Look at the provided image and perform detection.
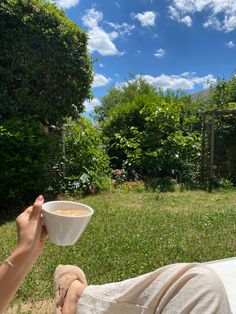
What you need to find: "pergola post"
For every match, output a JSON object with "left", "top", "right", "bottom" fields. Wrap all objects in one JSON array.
[
  {"left": 209, "top": 112, "right": 215, "bottom": 191},
  {"left": 62, "top": 128, "right": 66, "bottom": 176},
  {"left": 201, "top": 112, "right": 206, "bottom": 182}
]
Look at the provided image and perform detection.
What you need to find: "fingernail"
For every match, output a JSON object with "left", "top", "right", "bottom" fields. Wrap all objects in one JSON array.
[{"left": 37, "top": 195, "right": 44, "bottom": 201}]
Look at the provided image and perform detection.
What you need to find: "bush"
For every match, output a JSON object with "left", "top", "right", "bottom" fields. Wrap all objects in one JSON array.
[
  {"left": 156, "top": 130, "right": 201, "bottom": 185},
  {"left": 0, "top": 119, "right": 58, "bottom": 208},
  {"left": 0, "top": 0, "right": 93, "bottom": 126},
  {"left": 59, "top": 117, "right": 111, "bottom": 196},
  {"left": 100, "top": 78, "right": 201, "bottom": 185}
]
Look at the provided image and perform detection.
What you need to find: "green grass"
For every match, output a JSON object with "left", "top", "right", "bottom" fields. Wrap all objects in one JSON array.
[{"left": 1, "top": 189, "right": 236, "bottom": 303}]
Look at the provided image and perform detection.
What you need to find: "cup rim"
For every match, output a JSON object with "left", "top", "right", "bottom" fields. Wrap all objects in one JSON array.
[{"left": 42, "top": 200, "right": 94, "bottom": 218}]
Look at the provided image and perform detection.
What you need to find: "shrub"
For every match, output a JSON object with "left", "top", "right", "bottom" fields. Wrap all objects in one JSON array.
[
  {"left": 0, "top": 119, "right": 58, "bottom": 208},
  {"left": 0, "top": 0, "right": 93, "bottom": 126},
  {"left": 60, "top": 117, "right": 111, "bottom": 196},
  {"left": 99, "top": 78, "right": 201, "bottom": 185}
]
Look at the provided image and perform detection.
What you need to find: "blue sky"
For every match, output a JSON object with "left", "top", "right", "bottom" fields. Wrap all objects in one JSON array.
[{"left": 51, "top": 0, "right": 236, "bottom": 112}]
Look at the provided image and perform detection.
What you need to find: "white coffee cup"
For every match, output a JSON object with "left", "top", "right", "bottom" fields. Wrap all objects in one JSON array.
[{"left": 42, "top": 201, "right": 93, "bottom": 246}]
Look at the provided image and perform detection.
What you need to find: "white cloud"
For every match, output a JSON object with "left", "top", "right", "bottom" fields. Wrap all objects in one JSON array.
[
  {"left": 224, "top": 15, "right": 236, "bottom": 32},
  {"left": 203, "top": 16, "right": 222, "bottom": 31},
  {"left": 84, "top": 98, "right": 101, "bottom": 111},
  {"left": 135, "top": 73, "right": 216, "bottom": 90},
  {"left": 169, "top": 0, "right": 236, "bottom": 32},
  {"left": 82, "top": 9, "right": 124, "bottom": 56},
  {"left": 154, "top": 48, "right": 165, "bottom": 58},
  {"left": 119, "top": 50, "right": 127, "bottom": 56},
  {"left": 225, "top": 40, "right": 235, "bottom": 48},
  {"left": 181, "top": 15, "right": 192, "bottom": 26},
  {"left": 107, "top": 22, "right": 135, "bottom": 37},
  {"left": 131, "top": 11, "right": 156, "bottom": 27},
  {"left": 93, "top": 73, "right": 111, "bottom": 88},
  {"left": 114, "top": 2, "right": 121, "bottom": 8},
  {"left": 50, "top": 0, "right": 79, "bottom": 9},
  {"left": 82, "top": 8, "right": 102, "bottom": 28},
  {"left": 87, "top": 27, "right": 119, "bottom": 55},
  {"left": 181, "top": 71, "right": 196, "bottom": 76},
  {"left": 99, "top": 63, "right": 104, "bottom": 68},
  {"left": 169, "top": 6, "right": 192, "bottom": 26}
]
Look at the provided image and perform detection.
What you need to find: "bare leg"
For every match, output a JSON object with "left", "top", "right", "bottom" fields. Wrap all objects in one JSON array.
[{"left": 62, "top": 280, "right": 87, "bottom": 314}]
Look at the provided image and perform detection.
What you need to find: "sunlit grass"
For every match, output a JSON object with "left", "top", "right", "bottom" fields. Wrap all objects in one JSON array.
[{"left": 1, "top": 188, "right": 236, "bottom": 304}]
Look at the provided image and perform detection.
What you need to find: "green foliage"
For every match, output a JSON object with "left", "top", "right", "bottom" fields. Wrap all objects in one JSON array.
[
  {"left": 98, "top": 77, "right": 201, "bottom": 185},
  {"left": 0, "top": 0, "right": 99, "bottom": 206},
  {"left": 114, "top": 126, "right": 143, "bottom": 171},
  {"left": 61, "top": 117, "right": 111, "bottom": 195},
  {"left": 0, "top": 0, "right": 93, "bottom": 126},
  {"left": 0, "top": 119, "right": 58, "bottom": 208},
  {"left": 207, "top": 75, "right": 236, "bottom": 184},
  {"left": 157, "top": 131, "right": 201, "bottom": 184},
  {"left": 210, "top": 75, "right": 236, "bottom": 110},
  {"left": 95, "top": 76, "right": 158, "bottom": 123}
]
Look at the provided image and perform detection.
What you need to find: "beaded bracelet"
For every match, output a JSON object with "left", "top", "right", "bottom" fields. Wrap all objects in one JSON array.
[{"left": 5, "top": 259, "right": 14, "bottom": 268}]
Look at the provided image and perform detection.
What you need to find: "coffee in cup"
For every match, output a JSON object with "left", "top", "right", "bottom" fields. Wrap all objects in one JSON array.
[{"left": 50, "top": 209, "right": 89, "bottom": 217}]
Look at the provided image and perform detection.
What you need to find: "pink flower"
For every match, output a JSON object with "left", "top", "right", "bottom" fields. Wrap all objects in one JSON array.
[
  {"left": 113, "top": 169, "right": 122, "bottom": 176},
  {"left": 112, "top": 179, "right": 117, "bottom": 185}
]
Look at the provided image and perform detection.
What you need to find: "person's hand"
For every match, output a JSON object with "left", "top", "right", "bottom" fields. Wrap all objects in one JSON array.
[{"left": 15, "top": 195, "right": 47, "bottom": 266}]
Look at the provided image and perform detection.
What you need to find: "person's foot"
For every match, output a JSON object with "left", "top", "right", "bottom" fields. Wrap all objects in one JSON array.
[
  {"left": 54, "top": 265, "right": 87, "bottom": 314},
  {"left": 62, "top": 280, "right": 87, "bottom": 314}
]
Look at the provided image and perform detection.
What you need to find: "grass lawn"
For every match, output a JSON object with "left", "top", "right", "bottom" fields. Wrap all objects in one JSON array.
[{"left": 1, "top": 188, "right": 236, "bottom": 308}]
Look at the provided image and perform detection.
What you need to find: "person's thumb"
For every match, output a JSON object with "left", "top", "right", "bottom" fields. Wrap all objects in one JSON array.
[{"left": 30, "top": 195, "right": 44, "bottom": 220}]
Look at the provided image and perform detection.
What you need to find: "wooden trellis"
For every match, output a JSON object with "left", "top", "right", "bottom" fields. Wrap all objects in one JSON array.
[{"left": 201, "top": 109, "right": 236, "bottom": 185}]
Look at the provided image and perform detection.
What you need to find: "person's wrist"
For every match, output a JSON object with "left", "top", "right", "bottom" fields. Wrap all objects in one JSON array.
[
  {"left": 4, "top": 248, "right": 32, "bottom": 276},
  {"left": 12, "top": 244, "right": 36, "bottom": 268}
]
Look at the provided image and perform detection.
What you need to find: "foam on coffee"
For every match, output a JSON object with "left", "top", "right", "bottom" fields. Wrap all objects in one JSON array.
[{"left": 52, "top": 209, "right": 89, "bottom": 217}]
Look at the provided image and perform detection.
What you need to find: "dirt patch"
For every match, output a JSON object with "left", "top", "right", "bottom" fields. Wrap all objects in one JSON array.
[{"left": 6, "top": 300, "right": 54, "bottom": 314}]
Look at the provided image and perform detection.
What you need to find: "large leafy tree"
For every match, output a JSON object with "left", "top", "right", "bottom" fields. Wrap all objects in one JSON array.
[
  {"left": 97, "top": 77, "right": 201, "bottom": 183},
  {"left": 95, "top": 76, "right": 157, "bottom": 123},
  {"left": 0, "top": 0, "right": 93, "bottom": 126},
  {"left": 0, "top": 0, "right": 94, "bottom": 207}
]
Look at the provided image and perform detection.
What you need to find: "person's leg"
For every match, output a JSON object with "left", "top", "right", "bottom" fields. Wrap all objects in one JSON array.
[
  {"left": 76, "top": 263, "right": 230, "bottom": 314},
  {"left": 158, "top": 264, "right": 231, "bottom": 314},
  {"left": 55, "top": 263, "right": 231, "bottom": 314}
]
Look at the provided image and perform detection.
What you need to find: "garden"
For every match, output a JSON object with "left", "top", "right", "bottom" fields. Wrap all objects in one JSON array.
[{"left": 0, "top": 0, "right": 236, "bottom": 312}]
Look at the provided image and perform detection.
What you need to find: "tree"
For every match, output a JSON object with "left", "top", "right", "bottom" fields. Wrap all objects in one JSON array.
[
  {"left": 0, "top": 0, "right": 93, "bottom": 126},
  {"left": 97, "top": 77, "right": 201, "bottom": 184},
  {"left": 95, "top": 76, "right": 157, "bottom": 122},
  {"left": 210, "top": 75, "right": 236, "bottom": 110}
]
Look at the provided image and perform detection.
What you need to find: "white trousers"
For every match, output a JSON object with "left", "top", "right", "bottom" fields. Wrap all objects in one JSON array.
[{"left": 77, "top": 263, "right": 231, "bottom": 314}]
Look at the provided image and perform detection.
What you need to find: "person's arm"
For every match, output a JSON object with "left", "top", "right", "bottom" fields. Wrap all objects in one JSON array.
[{"left": 0, "top": 195, "right": 47, "bottom": 313}]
